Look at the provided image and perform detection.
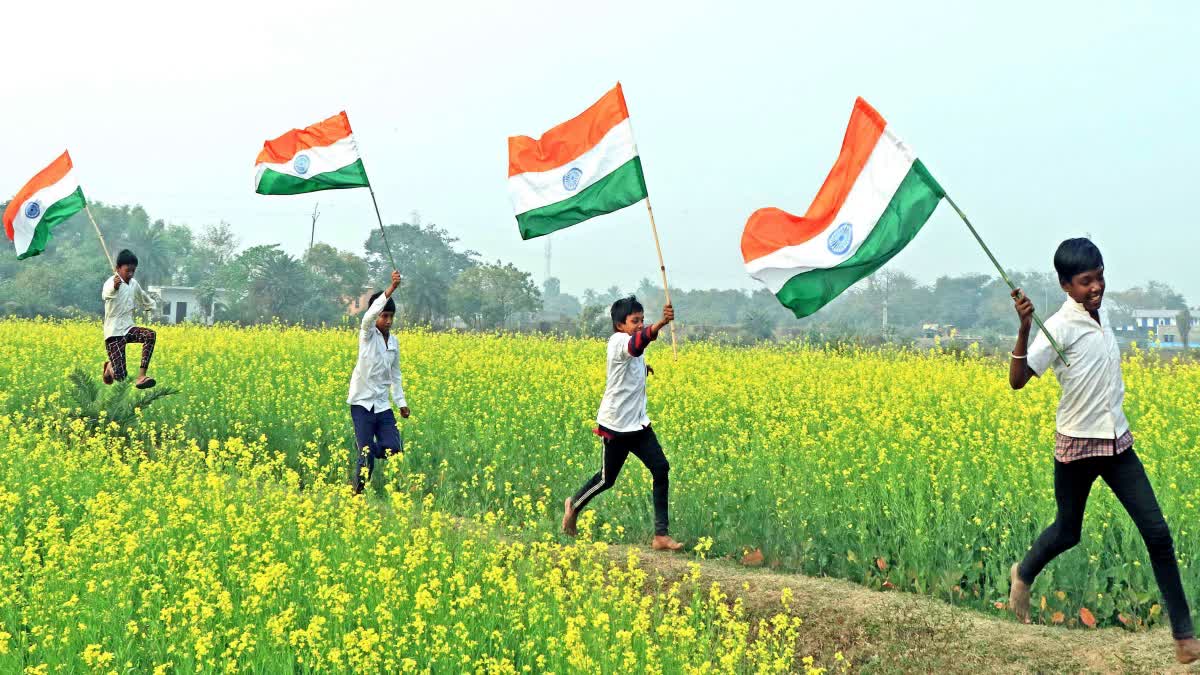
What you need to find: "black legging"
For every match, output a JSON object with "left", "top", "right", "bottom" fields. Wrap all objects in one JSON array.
[
  {"left": 571, "top": 426, "right": 671, "bottom": 536},
  {"left": 1018, "top": 448, "right": 1194, "bottom": 639},
  {"left": 104, "top": 326, "right": 156, "bottom": 380}
]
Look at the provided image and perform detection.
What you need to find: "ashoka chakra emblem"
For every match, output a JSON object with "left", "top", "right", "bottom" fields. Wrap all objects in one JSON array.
[
  {"left": 827, "top": 222, "right": 853, "bottom": 255},
  {"left": 294, "top": 154, "right": 311, "bottom": 175},
  {"left": 562, "top": 167, "right": 583, "bottom": 192},
  {"left": 24, "top": 201, "right": 42, "bottom": 220}
]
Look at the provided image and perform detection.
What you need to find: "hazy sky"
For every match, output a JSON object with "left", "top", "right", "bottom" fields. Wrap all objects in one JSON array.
[{"left": 4, "top": 1, "right": 1198, "bottom": 303}]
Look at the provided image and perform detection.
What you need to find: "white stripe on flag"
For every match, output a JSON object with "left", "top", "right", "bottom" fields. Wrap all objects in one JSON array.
[
  {"left": 507, "top": 119, "right": 638, "bottom": 216},
  {"left": 12, "top": 173, "right": 80, "bottom": 255},
  {"left": 254, "top": 136, "right": 362, "bottom": 185}
]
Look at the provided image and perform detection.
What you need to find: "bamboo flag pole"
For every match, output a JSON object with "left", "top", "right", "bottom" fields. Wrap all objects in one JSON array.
[
  {"left": 366, "top": 185, "right": 398, "bottom": 272},
  {"left": 944, "top": 194, "right": 1069, "bottom": 366},
  {"left": 83, "top": 202, "right": 116, "bottom": 271},
  {"left": 620, "top": 83, "right": 677, "bottom": 359},
  {"left": 364, "top": 180, "right": 405, "bottom": 320},
  {"left": 643, "top": 199, "right": 678, "bottom": 359}
]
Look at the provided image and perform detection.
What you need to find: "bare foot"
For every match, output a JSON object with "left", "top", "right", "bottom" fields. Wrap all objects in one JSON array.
[
  {"left": 1177, "top": 637, "right": 1200, "bottom": 664},
  {"left": 561, "top": 498, "right": 577, "bottom": 537},
  {"left": 1009, "top": 562, "right": 1031, "bottom": 624},
  {"left": 102, "top": 361, "right": 114, "bottom": 385},
  {"left": 652, "top": 535, "right": 684, "bottom": 551}
]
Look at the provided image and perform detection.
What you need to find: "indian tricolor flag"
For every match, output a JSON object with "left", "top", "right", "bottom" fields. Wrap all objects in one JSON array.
[
  {"left": 508, "top": 84, "right": 649, "bottom": 240},
  {"left": 3, "top": 151, "right": 86, "bottom": 260},
  {"left": 255, "top": 111, "right": 370, "bottom": 195},
  {"left": 742, "top": 98, "right": 945, "bottom": 318}
]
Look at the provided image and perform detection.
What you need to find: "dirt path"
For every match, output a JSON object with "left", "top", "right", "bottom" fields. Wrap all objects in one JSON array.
[{"left": 611, "top": 544, "right": 1193, "bottom": 674}]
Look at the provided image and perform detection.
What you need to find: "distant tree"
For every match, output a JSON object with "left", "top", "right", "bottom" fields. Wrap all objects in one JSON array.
[
  {"left": 1179, "top": 308, "right": 1194, "bottom": 350},
  {"left": 1109, "top": 281, "right": 1188, "bottom": 312},
  {"left": 449, "top": 261, "right": 542, "bottom": 329},
  {"left": 363, "top": 221, "right": 478, "bottom": 281},
  {"left": 180, "top": 222, "right": 239, "bottom": 285},
  {"left": 931, "top": 274, "right": 991, "bottom": 331},
  {"left": 578, "top": 302, "right": 612, "bottom": 338},
  {"left": 976, "top": 271, "right": 1058, "bottom": 334},
  {"left": 363, "top": 221, "right": 478, "bottom": 325},
  {"left": 222, "top": 245, "right": 342, "bottom": 325},
  {"left": 401, "top": 259, "right": 454, "bottom": 326},
  {"left": 304, "top": 243, "right": 370, "bottom": 305}
]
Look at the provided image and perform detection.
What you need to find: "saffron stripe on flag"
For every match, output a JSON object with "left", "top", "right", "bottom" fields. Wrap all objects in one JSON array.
[
  {"left": 256, "top": 112, "right": 355, "bottom": 164},
  {"left": 740, "top": 98, "right": 888, "bottom": 264},
  {"left": 508, "top": 85, "right": 632, "bottom": 176}
]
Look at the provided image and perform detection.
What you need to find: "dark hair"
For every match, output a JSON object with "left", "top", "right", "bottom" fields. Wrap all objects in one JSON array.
[
  {"left": 1053, "top": 238, "right": 1104, "bottom": 284},
  {"left": 368, "top": 291, "right": 396, "bottom": 315},
  {"left": 116, "top": 249, "right": 138, "bottom": 268},
  {"left": 610, "top": 295, "right": 644, "bottom": 329}
]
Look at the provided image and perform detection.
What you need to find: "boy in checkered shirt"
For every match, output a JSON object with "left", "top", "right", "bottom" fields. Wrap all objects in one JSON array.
[{"left": 1007, "top": 238, "right": 1198, "bottom": 663}]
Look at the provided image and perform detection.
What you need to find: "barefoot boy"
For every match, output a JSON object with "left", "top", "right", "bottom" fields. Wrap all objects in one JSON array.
[
  {"left": 1007, "top": 238, "right": 1199, "bottom": 663},
  {"left": 562, "top": 296, "right": 683, "bottom": 551},
  {"left": 347, "top": 270, "right": 409, "bottom": 494},
  {"left": 101, "top": 249, "right": 158, "bottom": 389}
]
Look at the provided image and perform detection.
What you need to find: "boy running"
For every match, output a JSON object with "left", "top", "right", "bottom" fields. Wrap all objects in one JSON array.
[
  {"left": 562, "top": 296, "right": 683, "bottom": 551},
  {"left": 347, "top": 270, "right": 409, "bottom": 495},
  {"left": 1007, "top": 238, "right": 1199, "bottom": 663},
  {"left": 101, "top": 249, "right": 158, "bottom": 389}
]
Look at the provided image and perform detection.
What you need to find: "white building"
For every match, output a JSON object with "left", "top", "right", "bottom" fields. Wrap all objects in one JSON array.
[
  {"left": 1128, "top": 308, "right": 1200, "bottom": 346},
  {"left": 147, "top": 285, "right": 231, "bottom": 325},
  {"left": 1130, "top": 309, "right": 1196, "bottom": 330}
]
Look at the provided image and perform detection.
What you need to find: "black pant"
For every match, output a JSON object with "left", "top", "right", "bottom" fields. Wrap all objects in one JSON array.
[
  {"left": 349, "top": 405, "right": 403, "bottom": 489},
  {"left": 571, "top": 426, "right": 671, "bottom": 536},
  {"left": 1018, "top": 448, "right": 1193, "bottom": 639}
]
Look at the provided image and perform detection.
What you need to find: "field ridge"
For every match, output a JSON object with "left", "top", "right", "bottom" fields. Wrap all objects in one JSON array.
[{"left": 608, "top": 543, "right": 1192, "bottom": 674}]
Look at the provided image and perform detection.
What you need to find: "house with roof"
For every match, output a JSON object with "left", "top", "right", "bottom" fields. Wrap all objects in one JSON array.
[{"left": 147, "top": 285, "right": 232, "bottom": 325}]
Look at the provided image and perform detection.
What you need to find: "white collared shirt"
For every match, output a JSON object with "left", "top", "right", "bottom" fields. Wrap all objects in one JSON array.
[
  {"left": 1027, "top": 297, "right": 1129, "bottom": 440},
  {"left": 101, "top": 276, "right": 157, "bottom": 339},
  {"left": 596, "top": 332, "right": 651, "bottom": 432},
  {"left": 347, "top": 293, "right": 406, "bottom": 413}
]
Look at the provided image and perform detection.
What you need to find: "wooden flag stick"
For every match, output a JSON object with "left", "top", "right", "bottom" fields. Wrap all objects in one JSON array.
[
  {"left": 944, "top": 193, "right": 1069, "bottom": 366},
  {"left": 644, "top": 198, "right": 678, "bottom": 359},
  {"left": 83, "top": 203, "right": 116, "bottom": 271}
]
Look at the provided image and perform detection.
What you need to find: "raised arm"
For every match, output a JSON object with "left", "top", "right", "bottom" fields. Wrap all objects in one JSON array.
[
  {"left": 1009, "top": 289, "right": 1036, "bottom": 390},
  {"left": 360, "top": 270, "right": 401, "bottom": 332},
  {"left": 629, "top": 304, "right": 674, "bottom": 358}
]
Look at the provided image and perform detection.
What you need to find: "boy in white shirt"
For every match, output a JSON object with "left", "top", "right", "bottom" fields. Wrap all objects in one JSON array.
[
  {"left": 101, "top": 249, "right": 158, "bottom": 389},
  {"left": 1007, "top": 238, "right": 1198, "bottom": 663},
  {"left": 347, "top": 270, "right": 409, "bottom": 495},
  {"left": 562, "top": 296, "right": 683, "bottom": 551}
]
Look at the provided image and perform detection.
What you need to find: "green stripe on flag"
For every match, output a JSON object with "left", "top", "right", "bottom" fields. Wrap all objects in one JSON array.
[
  {"left": 775, "top": 161, "right": 945, "bottom": 318},
  {"left": 255, "top": 159, "right": 370, "bottom": 195},
  {"left": 17, "top": 187, "right": 86, "bottom": 260},
  {"left": 515, "top": 157, "right": 649, "bottom": 240}
]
